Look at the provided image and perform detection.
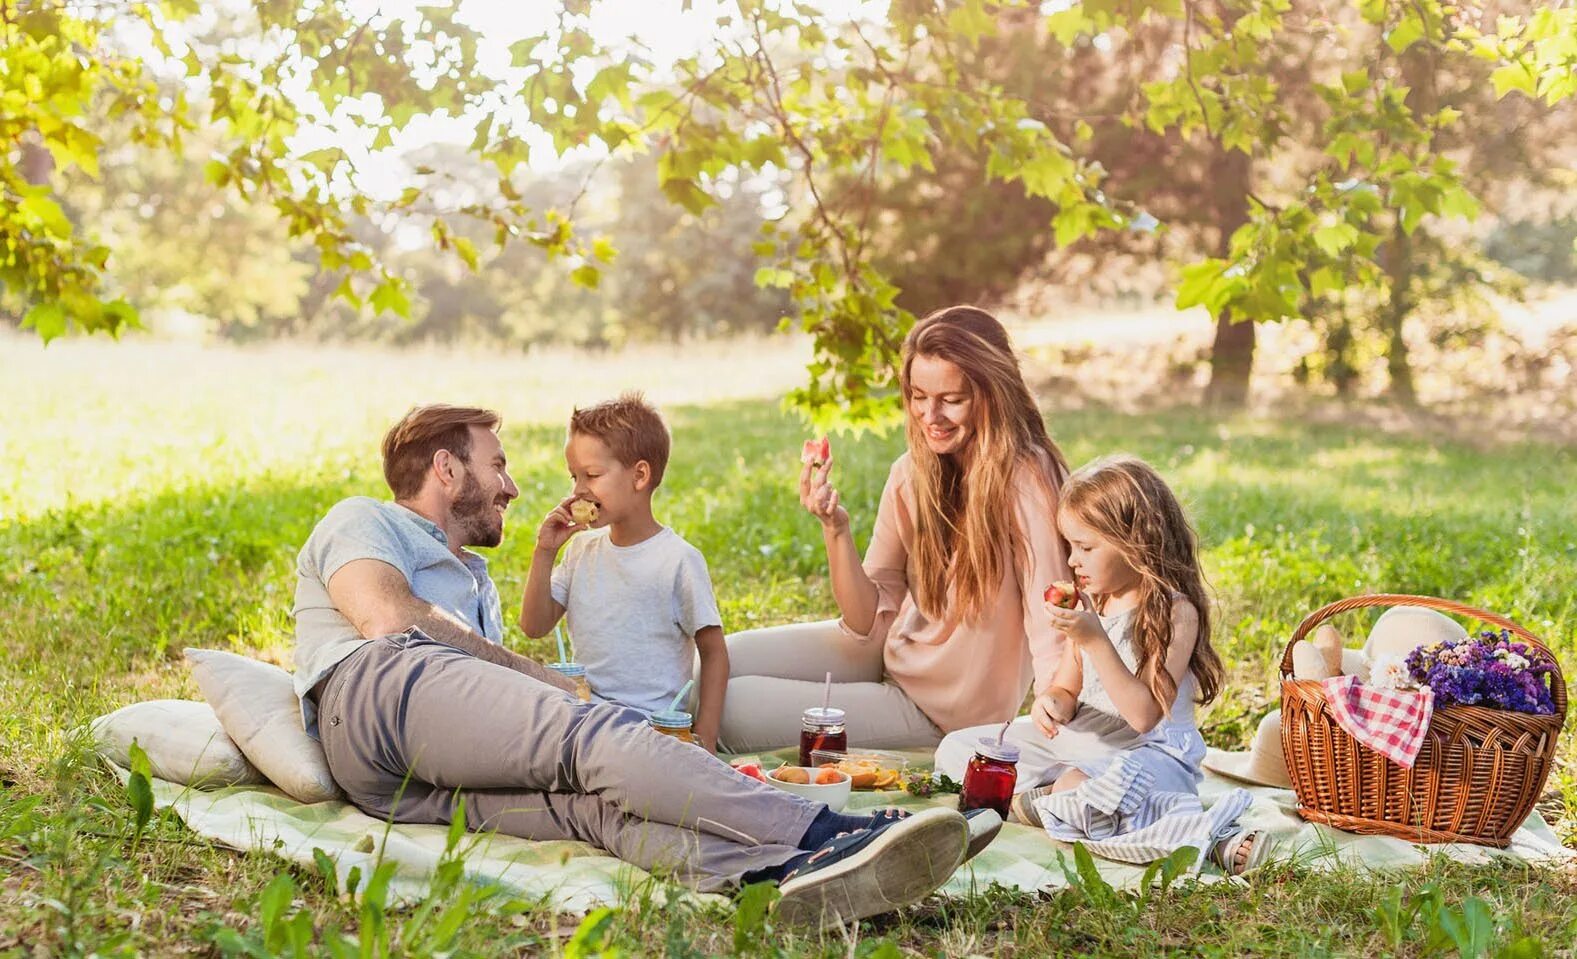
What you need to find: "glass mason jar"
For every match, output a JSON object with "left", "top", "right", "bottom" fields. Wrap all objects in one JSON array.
[
  {"left": 959, "top": 738, "right": 1020, "bottom": 818},
  {"left": 799, "top": 706, "right": 848, "bottom": 767},
  {"left": 548, "top": 662, "right": 592, "bottom": 702},
  {"left": 649, "top": 710, "right": 696, "bottom": 743}
]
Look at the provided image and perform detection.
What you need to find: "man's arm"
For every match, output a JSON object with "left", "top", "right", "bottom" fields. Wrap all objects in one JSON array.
[
  {"left": 692, "top": 625, "right": 728, "bottom": 753},
  {"left": 327, "top": 557, "right": 575, "bottom": 694}
]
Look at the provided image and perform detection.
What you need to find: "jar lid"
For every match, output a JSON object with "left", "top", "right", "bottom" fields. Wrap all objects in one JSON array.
[
  {"left": 650, "top": 710, "right": 692, "bottom": 728},
  {"left": 974, "top": 737, "right": 1020, "bottom": 763},
  {"left": 801, "top": 706, "right": 846, "bottom": 726},
  {"left": 549, "top": 662, "right": 587, "bottom": 677}
]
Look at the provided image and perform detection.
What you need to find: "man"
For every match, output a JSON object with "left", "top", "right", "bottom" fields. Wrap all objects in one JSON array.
[{"left": 292, "top": 404, "right": 991, "bottom": 928}]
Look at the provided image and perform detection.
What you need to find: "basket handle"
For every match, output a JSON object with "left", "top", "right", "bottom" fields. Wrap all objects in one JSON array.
[{"left": 1278, "top": 593, "right": 1566, "bottom": 718}]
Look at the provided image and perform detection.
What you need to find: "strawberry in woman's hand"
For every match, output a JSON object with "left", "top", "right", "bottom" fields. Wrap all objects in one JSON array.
[
  {"left": 1043, "top": 580, "right": 1079, "bottom": 610},
  {"left": 801, "top": 436, "right": 831, "bottom": 470}
]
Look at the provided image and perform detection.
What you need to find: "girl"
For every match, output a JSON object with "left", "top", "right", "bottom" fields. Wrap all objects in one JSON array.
[
  {"left": 716, "top": 305, "right": 1072, "bottom": 751},
  {"left": 935, "top": 455, "right": 1266, "bottom": 874}
]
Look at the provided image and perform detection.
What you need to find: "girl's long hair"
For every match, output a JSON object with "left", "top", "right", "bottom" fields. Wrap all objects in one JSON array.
[
  {"left": 1059, "top": 456, "right": 1223, "bottom": 708},
  {"left": 901, "top": 305, "right": 1069, "bottom": 623}
]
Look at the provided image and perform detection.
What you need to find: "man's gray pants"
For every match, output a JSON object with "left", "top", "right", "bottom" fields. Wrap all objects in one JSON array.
[{"left": 317, "top": 632, "right": 817, "bottom": 892}]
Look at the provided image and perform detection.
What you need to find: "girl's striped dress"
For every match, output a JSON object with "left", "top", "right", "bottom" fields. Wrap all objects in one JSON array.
[{"left": 936, "top": 605, "right": 1251, "bottom": 865}]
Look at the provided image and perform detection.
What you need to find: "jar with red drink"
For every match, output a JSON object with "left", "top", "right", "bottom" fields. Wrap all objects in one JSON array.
[
  {"left": 798, "top": 707, "right": 847, "bottom": 766},
  {"left": 959, "top": 738, "right": 1019, "bottom": 818}
]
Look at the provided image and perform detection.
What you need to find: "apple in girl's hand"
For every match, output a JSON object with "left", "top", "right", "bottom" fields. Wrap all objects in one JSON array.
[
  {"left": 801, "top": 437, "right": 831, "bottom": 470},
  {"left": 1044, "top": 580, "right": 1079, "bottom": 610}
]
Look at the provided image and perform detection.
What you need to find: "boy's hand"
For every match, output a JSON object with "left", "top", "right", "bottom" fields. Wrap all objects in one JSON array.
[
  {"left": 798, "top": 455, "right": 850, "bottom": 534},
  {"left": 536, "top": 495, "right": 585, "bottom": 553},
  {"left": 1046, "top": 602, "right": 1107, "bottom": 648},
  {"left": 1030, "top": 692, "right": 1070, "bottom": 739}
]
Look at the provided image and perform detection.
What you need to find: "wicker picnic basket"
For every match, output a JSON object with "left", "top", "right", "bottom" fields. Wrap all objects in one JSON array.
[{"left": 1279, "top": 594, "right": 1566, "bottom": 847}]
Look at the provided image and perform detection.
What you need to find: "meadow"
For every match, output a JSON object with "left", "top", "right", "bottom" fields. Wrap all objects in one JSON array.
[{"left": 2, "top": 331, "right": 1575, "bottom": 956}]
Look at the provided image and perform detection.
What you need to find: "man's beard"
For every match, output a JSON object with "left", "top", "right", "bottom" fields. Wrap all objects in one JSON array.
[{"left": 452, "top": 470, "right": 504, "bottom": 548}]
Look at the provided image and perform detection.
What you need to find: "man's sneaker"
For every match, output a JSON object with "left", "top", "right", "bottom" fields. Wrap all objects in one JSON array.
[
  {"left": 776, "top": 806, "right": 967, "bottom": 929},
  {"left": 961, "top": 808, "right": 1003, "bottom": 863}
]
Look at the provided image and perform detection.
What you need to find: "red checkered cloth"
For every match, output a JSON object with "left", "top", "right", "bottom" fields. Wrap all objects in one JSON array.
[{"left": 1320, "top": 676, "right": 1436, "bottom": 767}]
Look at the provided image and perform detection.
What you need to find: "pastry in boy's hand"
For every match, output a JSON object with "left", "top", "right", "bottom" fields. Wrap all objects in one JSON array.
[
  {"left": 1043, "top": 580, "right": 1080, "bottom": 610},
  {"left": 569, "top": 499, "right": 599, "bottom": 525},
  {"left": 801, "top": 437, "right": 831, "bottom": 470}
]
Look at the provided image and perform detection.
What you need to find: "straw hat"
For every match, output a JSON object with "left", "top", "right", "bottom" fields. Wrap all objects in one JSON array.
[
  {"left": 1363, "top": 605, "right": 1467, "bottom": 662},
  {"left": 1202, "top": 710, "right": 1294, "bottom": 789}
]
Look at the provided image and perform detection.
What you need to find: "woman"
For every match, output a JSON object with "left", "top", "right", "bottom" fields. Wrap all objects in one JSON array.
[{"left": 717, "top": 306, "right": 1073, "bottom": 752}]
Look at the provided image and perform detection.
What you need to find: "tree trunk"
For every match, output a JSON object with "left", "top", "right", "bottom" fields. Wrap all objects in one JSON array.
[
  {"left": 20, "top": 140, "right": 53, "bottom": 185},
  {"left": 1380, "top": 45, "right": 1435, "bottom": 407},
  {"left": 1381, "top": 222, "right": 1417, "bottom": 405},
  {"left": 1203, "top": 151, "right": 1254, "bottom": 407}
]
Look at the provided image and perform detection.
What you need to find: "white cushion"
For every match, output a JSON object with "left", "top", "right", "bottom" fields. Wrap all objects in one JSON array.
[
  {"left": 90, "top": 699, "right": 265, "bottom": 788},
  {"left": 185, "top": 648, "right": 342, "bottom": 803}
]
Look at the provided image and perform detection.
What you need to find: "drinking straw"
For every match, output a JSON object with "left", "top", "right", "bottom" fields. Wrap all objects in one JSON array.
[
  {"left": 553, "top": 624, "right": 567, "bottom": 663},
  {"left": 997, "top": 719, "right": 1012, "bottom": 744},
  {"left": 821, "top": 671, "right": 832, "bottom": 714},
  {"left": 667, "top": 679, "right": 695, "bottom": 715}
]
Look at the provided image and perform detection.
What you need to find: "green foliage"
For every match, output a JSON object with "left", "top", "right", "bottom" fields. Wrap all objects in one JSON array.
[{"left": 7, "top": 0, "right": 1576, "bottom": 418}]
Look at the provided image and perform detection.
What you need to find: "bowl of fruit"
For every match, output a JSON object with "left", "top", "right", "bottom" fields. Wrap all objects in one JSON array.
[{"left": 765, "top": 764, "right": 852, "bottom": 810}]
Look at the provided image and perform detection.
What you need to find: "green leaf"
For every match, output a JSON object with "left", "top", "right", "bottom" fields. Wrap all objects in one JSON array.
[
  {"left": 445, "top": 799, "right": 467, "bottom": 852},
  {"left": 947, "top": 0, "right": 996, "bottom": 44},
  {"left": 1490, "top": 63, "right": 1538, "bottom": 98},
  {"left": 660, "top": 177, "right": 715, "bottom": 215},
  {"left": 22, "top": 302, "right": 68, "bottom": 341},
  {"left": 1386, "top": 15, "right": 1425, "bottom": 54},
  {"left": 1312, "top": 223, "right": 1360, "bottom": 257},
  {"left": 733, "top": 882, "right": 779, "bottom": 953},
  {"left": 1341, "top": 69, "right": 1369, "bottom": 95},
  {"left": 1047, "top": 8, "right": 1092, "bottom": 45},
  {"left": 753, "top": 266, "right": 795, "bottom": 289},
  {"left": 312, "top": 847, "right": 339, "bottom": 895},
  {"left": 368, "top": 279, "right": 411, "bottom": 318},
  {"left": 509, "top": 36, "right": 546, "bottom": 68},
  {"left": 1310, "top": 266, "right": 1343, "bottom": 297},
  {"left": 570, "top": 263, "right": 601, "bottom": 289},
  {"left": 452, "top": 236, "right": 479, "bottom": 271},
  {"left": 1176, "top": 259, "right": 1233, "bottom": 313},
  {"left": 258, "top": 873, "right": 295, "bottom": 952},
  {"left": 126, "top": 739, "right": 154, "bottom": 839},
  {"left": 19, "top": 193, "right": 72, "bottom": 238},
  {"left": 565, "top": 907, "right": 615, "bottom": 959}
]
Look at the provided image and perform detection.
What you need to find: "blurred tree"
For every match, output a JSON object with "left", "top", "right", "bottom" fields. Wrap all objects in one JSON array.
[{"left": 3, "top": 0, "right": 1572, "bottom": 422}]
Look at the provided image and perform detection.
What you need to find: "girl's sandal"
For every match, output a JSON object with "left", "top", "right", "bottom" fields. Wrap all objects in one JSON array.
[
  {"left": 1210, "top": 828, "right": 1270, "bottom": 876},
  {"left": 1008, "top": 785, "right": 1058, "bottom": 828}
]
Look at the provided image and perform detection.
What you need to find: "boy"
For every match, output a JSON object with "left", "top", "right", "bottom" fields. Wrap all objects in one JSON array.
[{"left": 521, "top": 392, "right": 728, "bottom": 751}]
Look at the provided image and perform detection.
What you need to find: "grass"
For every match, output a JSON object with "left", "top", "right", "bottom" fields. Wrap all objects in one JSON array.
[{"left": 2, "top": 332, "right": 1576, "bottom": 956}]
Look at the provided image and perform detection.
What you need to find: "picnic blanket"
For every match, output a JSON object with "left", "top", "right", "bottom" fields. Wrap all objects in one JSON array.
[{"left": 112, "top": 748, "right": 1575, "bottom": 911}]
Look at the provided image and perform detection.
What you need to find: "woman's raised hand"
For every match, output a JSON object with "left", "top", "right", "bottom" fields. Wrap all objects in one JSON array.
[{"left": 799, "top": 455, "right": 850, "bottom": 533}]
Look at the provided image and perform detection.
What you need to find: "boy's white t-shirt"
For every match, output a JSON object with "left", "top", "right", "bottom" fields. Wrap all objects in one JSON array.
[{"left": 550, "top": 526, "right": 722, "bottom": 714}]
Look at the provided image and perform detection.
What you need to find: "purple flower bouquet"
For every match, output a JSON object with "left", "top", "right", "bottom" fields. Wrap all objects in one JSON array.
[{"left": 1405, "top": 629, "right": 1558, "bottom": 715}]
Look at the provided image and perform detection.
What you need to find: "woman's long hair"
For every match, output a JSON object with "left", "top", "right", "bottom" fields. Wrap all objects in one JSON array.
[
  {"left": 1059, "top": 456, "right": 1223, "bottom": 708},
  {"left": 901, "top": 305, "right": 1068, "bottom": 623}
]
